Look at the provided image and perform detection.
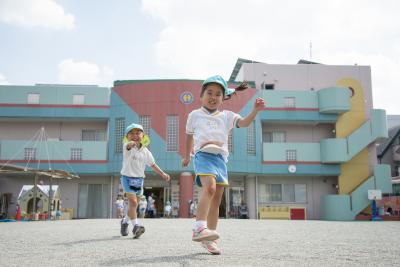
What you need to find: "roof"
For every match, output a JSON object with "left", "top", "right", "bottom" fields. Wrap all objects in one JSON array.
[
  {"left": 18, "top": 185, "right": 59, "bottom": 199},
  {"left": 228, "top": 58, "right": 259, "bottom": 82},
  {"left": 392, "top": 177, "right": 400, "bottom": 184},
  {"left": 113, "top": 79, "right": 202, "bottom": 87},
  {"left": 377, "top": 125, "right": 400, "bottom": 158},
  {"left": 0, "top": 164, "right": 79, "bottom": 179},
  {"left": 297, "top": 59, "right": 321, "bottom": 65}
]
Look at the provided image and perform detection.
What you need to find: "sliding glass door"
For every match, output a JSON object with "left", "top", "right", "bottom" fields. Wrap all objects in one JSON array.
[{"left": 78, "top": 183, "right": 110, "bottom": 218}]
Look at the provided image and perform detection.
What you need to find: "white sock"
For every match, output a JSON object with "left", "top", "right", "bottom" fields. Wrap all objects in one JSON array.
[
  {"left": 122, "top": 215, "right": 130, "bottom": 224},
  {"left": 131, "top": 218, "right": 139, "bottom": 226},
  {"left": 194, "top": 220, "right": 207, "bottom": 231}
]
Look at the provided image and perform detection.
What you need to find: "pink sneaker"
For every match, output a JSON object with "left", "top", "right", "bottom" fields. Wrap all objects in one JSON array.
[
  {"left": 192, "top": 227, "right": 219, "bottom": 242},
  {"left": 201, "top": 239, "right": 221, "bottom": 255}
]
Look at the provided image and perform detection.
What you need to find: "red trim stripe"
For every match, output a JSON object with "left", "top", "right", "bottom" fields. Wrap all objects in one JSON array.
[
  {"left": 263, "top": 161, "right": 321, "bottom": 165},
  {"left": 0, "top": 103, "right": 110, "bottom": 109},
  {"left": 0, "top": 160, "right": 107, "bottom": 164}
]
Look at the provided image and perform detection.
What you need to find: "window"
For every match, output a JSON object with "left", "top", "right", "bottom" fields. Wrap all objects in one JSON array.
[
  {"left": 115, "top": 118, "right": 125, "bottom": 153},
  {"left": 247, "top": 122, "right": 256, "bottom": 155},
  {"left": 27, "top": 93, "right": 40, "bottom": 104},
  {"left": 286, "top": 150, "right": 297, "bottom": 161},
  {"left": 24, "top": 148, "right": 36, "bottom": 160},
  {"left": 283, "top": 184, "right": 295, "bottom": 202},
  {"left": 139, "top": 116, "right": 151, "bottom": 135},
  {"left": 263, "top": 131, "right": 286, "bottom": 143},
  {"left": 71, "top": 148, "right": 82, "bottom": 160},
  {"left": 139, "top": 116, "right": 151, "bottom": 148},
  {"left": 295, "top": 184, "right": 307, "bottom": 203},
  {"left": 166, "top": 115, "right": 179, "bottom": 152},
  {"left": 73, "top": 94, "right": 85, "bottom": 105},
  {"left": 263, "top": 84, "right": 275, "bottom": 90},
  {"left": 258, "top": 183, "right": 307, "bottom": 203},
  {"left": 270, "top": 184, "right": 282, "bottom": 201},
  {"left": 82, "top": 130, "right": 106, "bottom": 141},
  {"left": 273, "top": 132, "right": 286, "bottom": 143},
  {"left": 258, "top": 183, "right": 270, "bottom": 203},
  {"left": 228, "top": 131, "right": 233, "bottom": 153},
  {"left": 263, "top": 132, "right": 272, "bottom": 143},
  {"left": 393, "top": 184, "right": 400, "bottom": 195},
  {"left": 284, "top": 97, "right": 296, "bottom": 108}
]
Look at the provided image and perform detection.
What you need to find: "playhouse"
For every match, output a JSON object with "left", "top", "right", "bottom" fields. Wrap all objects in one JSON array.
[{"left": 18, "top": 185, "right": 61, "bottom": 220}]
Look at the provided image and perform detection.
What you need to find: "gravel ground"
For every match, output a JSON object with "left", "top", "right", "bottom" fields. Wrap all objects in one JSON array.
[{"left": 0, "top": 218, "right": 399, "bottom": 266}]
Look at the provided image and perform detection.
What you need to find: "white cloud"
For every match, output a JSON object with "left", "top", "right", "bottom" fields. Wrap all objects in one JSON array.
[
  {"left": 0, "top": 73, "right": 11, "bottom": 85},
  {"left": 58, "top": 59, "right": 114, "bottom": 86},
  {"left": 0, "top": 0, "right": 75, "bottom": 30},
  {"left": 141, "top": 0, "right": 400, "bottom": 113}
]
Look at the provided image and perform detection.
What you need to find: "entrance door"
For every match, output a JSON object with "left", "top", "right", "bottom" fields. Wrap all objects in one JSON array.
[
  {"left": 27, "top": 198, "right": 43, "bottom": 214},
  {"left": 78, "top": 184, "right": 110, "bottom": 218},
  {"left": 144, "top": 187, "right": 164, "bottom": 217},
  {"left": 228, "top": 187, "right": 244, "bottom": 218}
]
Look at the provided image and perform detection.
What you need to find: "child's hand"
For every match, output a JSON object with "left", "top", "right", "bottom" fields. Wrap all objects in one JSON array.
[
  {"left": 161, "top": 172, "right": 171, "bottom": 182},
  {"left": 182, "top": 157, "right": 190, "bottom": 167},
  {"left": 254, "top": 97, "right": 265, "bottom": 111}
]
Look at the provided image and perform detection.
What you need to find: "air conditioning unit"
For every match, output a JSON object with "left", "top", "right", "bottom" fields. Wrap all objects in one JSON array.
[{"left": 392, "top": 145, "right": 400, "bottom": 162}]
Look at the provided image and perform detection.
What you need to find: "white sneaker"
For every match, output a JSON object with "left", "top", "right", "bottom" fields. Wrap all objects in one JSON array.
[
  {"left": 192, "top": 227, "right": 219, "bottom": 242},
  {"left": 201, "top": 239, "right": 221, "bottom": 255}
]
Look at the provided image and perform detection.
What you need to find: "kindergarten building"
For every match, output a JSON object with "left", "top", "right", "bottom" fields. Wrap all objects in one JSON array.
[{"left": 0, "top": 59, "right": 392, "bottom": 220}]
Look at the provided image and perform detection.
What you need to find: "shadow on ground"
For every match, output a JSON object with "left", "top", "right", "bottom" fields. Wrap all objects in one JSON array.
[{"left": 100, "top": 253, "right": 212, "bottom": 266}]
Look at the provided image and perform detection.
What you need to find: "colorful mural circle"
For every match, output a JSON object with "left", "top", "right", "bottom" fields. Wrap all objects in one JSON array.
[{"left": 180, "top": 91, "right": 194, "bottom": 104}]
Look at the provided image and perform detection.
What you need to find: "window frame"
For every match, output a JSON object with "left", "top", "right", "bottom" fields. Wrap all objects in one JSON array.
[
  {"left": 70, "top": 148, "right": 83, "bottom": 160},
  {"left": 166, "top": 115, "right": 179, "bottom": 152},
  {"left": 27, "top": 93, "right": 40, "bottom": 104},
  {"left": 115, "top": 118, "right": 125, "bottom": 153},
  {"left": 73, "top": 94, "right": 85, "bottom": 105}
]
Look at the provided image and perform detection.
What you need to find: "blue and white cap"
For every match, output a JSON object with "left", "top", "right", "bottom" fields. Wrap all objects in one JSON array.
[
  {"left": 125, "top": 123, "right": 144, "bottom": 135},
  {"left": 202, "top": 75, "right": 236, "bottom": 97}
]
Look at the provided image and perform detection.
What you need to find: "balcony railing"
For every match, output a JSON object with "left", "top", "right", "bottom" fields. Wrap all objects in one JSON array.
[{"left": 0, "top": 140, "right": 107, "bottom": 162}]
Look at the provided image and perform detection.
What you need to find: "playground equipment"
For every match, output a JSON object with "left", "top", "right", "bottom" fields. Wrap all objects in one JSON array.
[{"left": 368, "top": 189, "right": 382, "bottom": 221}]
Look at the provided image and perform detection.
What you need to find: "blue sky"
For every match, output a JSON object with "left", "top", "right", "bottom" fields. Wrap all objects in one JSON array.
[{"left": 0, "top": 0, "right": 399, "bottom": 113}]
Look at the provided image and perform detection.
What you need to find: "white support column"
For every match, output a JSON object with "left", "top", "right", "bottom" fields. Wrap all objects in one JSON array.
[{"left": 245, "top": 175, "right": 257, "bottom": 219}]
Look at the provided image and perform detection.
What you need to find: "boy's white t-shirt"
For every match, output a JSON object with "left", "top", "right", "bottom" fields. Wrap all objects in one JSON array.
[
  {"left": 120, "top": 143, "right": 155, "bottom": 178},
  {"left": 186, "top": 107, "right": 242, "bottom": 162}
]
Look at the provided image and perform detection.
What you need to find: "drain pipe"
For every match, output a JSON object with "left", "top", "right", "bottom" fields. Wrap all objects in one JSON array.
[
  {"left": 110, "top": 175, "right": 113, "bottom": 218},
  {"left": 255, "top": 175, "right": 259, "bottom": 219}
]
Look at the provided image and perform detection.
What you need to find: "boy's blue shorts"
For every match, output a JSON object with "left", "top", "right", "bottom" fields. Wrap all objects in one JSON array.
[
  {"left": 194, "top": 152, "right": 228, "bottom": 187},
  {"left": 120, "top": 175, "right": 144, "bottom": 196}
]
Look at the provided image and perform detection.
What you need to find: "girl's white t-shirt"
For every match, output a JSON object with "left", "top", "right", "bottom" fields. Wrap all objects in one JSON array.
[
  {"left": 120, "top": 143, "right": 155, "bottom": 178},
  {"left": 186, "top": 107, "right": 241, "bottom": 162}
]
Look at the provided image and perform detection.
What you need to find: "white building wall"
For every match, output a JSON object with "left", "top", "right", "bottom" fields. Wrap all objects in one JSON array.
[{"left": 242, "top": 63, "right": 373, "bottom": 119}]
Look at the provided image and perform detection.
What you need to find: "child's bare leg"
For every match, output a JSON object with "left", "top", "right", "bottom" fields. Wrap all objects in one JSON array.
[
  {"left": 207, "top": 185, "right": 224, "bottom": 230},
  {"left": 127, "top": 193, "right": 138, "bottom": 219},
  {"left": 196, "top": 175, "right": 216, "bottom": 221}
]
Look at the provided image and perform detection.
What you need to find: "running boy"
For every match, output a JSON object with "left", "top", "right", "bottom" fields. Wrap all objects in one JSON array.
[
  {"left": 182, "top": 75, "right": 265, "bottom": 254},
  {"left": 120, "top": 123, "right": 170, "bottom": 238}
]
